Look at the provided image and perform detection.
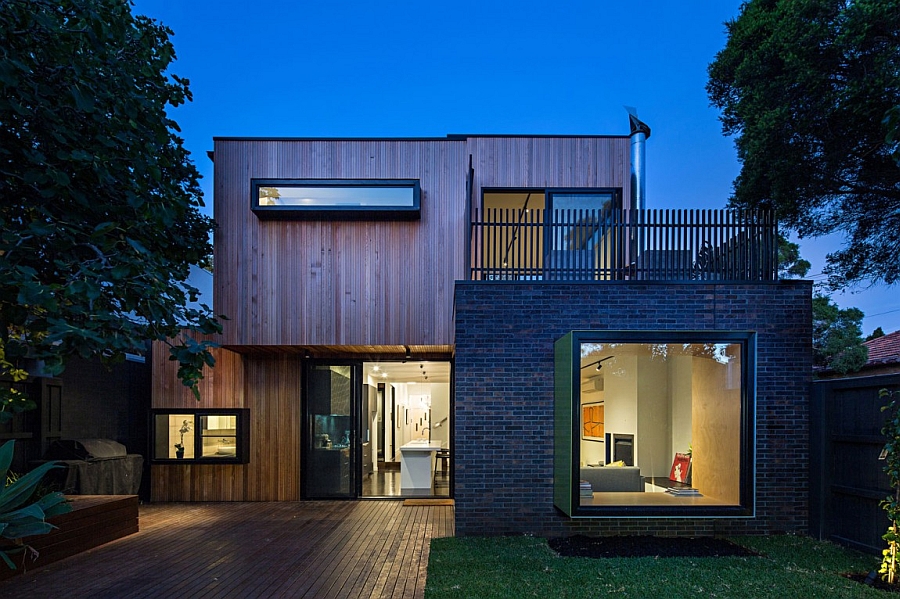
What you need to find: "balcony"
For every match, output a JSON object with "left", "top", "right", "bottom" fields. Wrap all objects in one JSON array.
[{"left": 469, "top": 209, "right": 778, "bottom": 282}]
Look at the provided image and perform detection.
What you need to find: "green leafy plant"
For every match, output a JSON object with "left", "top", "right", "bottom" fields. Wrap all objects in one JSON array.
[
  {"left": 174, "top": 419, "right": 192, "bottom": 452},
  {"left": 880, "top": 387, "right": 900, "bottom": 583},
  {"left": 0, "top": 440, "right": 71, "bottom": 570},
  {"left": 0, "top": 0, "right": 225, "bottom": 413}
]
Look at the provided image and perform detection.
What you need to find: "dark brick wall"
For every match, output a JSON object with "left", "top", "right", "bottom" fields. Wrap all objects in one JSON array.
[{"left": 453, "top": 280, "right": 812, "bottom": 537}]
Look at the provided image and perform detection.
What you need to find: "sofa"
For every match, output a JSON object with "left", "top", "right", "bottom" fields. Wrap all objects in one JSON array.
[{"left": 580, "top": 466, "right": 643, "bottom": 492}]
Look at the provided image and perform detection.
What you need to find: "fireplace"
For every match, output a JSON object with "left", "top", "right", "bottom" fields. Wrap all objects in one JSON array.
[{"left": 605, "top": 433, "right": 634, "bottom": 466}]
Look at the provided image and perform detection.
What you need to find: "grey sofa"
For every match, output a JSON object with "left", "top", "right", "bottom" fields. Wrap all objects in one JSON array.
[{"left": 580, "top": 466, "right": 643, "bottom": 492}]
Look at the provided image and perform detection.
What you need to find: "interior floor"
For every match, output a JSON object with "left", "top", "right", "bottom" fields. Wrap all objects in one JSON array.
[{"left": 362, "top": 467, "right": 451, "bottom": 498}]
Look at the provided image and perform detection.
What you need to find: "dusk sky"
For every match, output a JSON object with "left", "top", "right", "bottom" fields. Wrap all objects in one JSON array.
[{"left": 134, "top": 0, "right": 899, "bottom": 336}]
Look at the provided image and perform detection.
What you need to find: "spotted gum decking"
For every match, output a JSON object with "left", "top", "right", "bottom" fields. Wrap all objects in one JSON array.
[{"left": 0, "top": 501, "right": 454, "bottom": 598}]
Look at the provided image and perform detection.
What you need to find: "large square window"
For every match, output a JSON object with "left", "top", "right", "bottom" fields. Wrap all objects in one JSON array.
[{"left": 554, "top": 331, "right": 755, "bottom": 518}]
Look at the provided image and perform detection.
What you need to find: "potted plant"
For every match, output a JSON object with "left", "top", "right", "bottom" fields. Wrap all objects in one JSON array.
[{"left": 174, "top": 419, "right": 192, "bottom": 459}]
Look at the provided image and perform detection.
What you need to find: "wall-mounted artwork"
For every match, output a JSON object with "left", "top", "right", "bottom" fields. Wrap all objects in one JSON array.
[{"left": 582, "top": 402, "right": 604, "bottom": 442}]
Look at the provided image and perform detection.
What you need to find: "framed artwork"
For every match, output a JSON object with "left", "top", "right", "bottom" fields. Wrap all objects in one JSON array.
[
  {"left": 669, "top": 452, "right": 692, "bottom": 484},
  {"left": 582, "top": 402, "right": 605, "bottom": 441}
]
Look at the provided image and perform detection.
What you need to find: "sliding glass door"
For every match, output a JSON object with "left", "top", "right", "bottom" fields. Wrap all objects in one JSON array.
[{"left": 303, "top": 363, "right": 360, "bottom": 498}]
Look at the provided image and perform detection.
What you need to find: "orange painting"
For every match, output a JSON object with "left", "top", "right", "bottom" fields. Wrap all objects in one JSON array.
[{"left": 582, "top": 402, "right": 604, "bottom": 440}]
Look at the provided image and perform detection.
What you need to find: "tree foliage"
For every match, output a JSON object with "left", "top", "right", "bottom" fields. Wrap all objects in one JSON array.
[
  {"left": 812, "top": 294, "right": 868, "bottom": 374},
  {"left": 868, "top": 327, "right": 886, "bottom": 342},
  {"left": 881, "top": 388, "right": 900, "bottom": 583},
  {"left": 708, "top": 0, "right": 900, "bottom": 289},
  {"left": 777, "top": 234, "right": 811, "bottom": 279},
  {"left": 0, "top": 0, "right": 221, "bottom": 414}
]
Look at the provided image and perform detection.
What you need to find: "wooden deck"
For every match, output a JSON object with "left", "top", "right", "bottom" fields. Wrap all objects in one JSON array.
[{"left": 0, "top": 500, "right": 454, "bottom": 598}]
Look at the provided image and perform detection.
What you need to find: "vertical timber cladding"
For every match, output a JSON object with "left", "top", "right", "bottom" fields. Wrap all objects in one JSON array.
[
  {"left": 466, "top": 136, "right": 631, "bottom": 207},
  {"left": 212, "top": 138, "right": 469, "bottom": 347},
  {"left": 151, "top": 341, "right": 302, "bottom": 501}
]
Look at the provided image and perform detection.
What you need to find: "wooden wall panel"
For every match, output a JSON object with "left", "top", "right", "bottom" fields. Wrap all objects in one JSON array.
[
  {"left": 213, "top": 139, "right": 469, "bottom": 347},
  {"left": 151, "top": 340, "right": 300, "bottom": 501},
  {"left": 692, "top": 355, "right": 741, "bottom": 504},
  {"left": 151, "top": 337, "right": 244, "bottom": 409},
  {"left": 467, "top": 136, "right": 630, "bottom": 208},
  {"left": 244, "top": 355, "right": 301, "bottom": 501}
]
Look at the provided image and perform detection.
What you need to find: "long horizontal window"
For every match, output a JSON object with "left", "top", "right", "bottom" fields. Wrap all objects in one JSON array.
[
  {"left": 251, "top": 179, "right": 420, "bottom": 220},
  {"left": 554, "top": 331, "right": 755, "bottom": 518}
]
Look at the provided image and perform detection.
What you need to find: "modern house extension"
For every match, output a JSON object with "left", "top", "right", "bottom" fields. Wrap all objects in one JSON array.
[{"left": 151, "top": 116, "right": 812, "bottom": 538}]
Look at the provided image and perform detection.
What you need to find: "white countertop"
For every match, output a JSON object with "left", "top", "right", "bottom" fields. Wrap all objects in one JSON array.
[{"left": 399, "top": 440, "right": 443, "bottom": 452}]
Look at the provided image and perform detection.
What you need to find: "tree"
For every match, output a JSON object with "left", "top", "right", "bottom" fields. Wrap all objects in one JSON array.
[
  {"left": 812, "top": 294, "right": 868, "bottom": 374},
  {"left": 777, "top": 234, "right": 811, "bottom": 279},
  {"left": 708, "top": 0, "right": 900, "bottom": 289},
  {"left": 868, "top": 327, "right": 886, "bottom": 341},
  {"left": 0, "top": 0, "right": 222, "bottom": 417}
]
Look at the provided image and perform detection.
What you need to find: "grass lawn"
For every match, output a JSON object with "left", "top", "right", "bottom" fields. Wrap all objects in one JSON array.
[{"left": 425, "top": 535, "right": 885, "bottom": 598}]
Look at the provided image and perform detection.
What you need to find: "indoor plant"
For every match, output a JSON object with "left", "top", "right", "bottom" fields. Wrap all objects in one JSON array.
[{"left": 174, "top": 419, "right": 192, "bottom": 459}]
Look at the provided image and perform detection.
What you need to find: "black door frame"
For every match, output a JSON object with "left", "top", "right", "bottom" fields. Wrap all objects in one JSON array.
[{"left": 301, "top": 359, "right": 363, "bottom": 499}]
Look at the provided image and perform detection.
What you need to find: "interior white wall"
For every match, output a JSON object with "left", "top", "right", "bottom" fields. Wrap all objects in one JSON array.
[
  {"left": 669, "top": 355, "right": 693, "bottom": 458},
  {"left": 391, "top": 383, "right": 408, "bottom": 460},
  {"left": 365, "top": 375, "right": 379, "bottom": 473},
  {"left": 636, "top": 355, "right": 670, "bottom": 477},
  {"left": 429, "top": 383, "right": 450, "bottom": 447},
  {"left": 604, "top": 354, "right": 638, "bottom": 458}
]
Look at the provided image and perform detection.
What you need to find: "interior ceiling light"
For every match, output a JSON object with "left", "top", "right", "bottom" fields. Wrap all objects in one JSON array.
[
  {"left": 404, "top": 345, "right": 411, "bottom": 362},
  {"left": 582, "top": 356, "right": 614, "bottom": 371},
  {"left": 372, "top": 365, "right": 380, "bottom": 372}
]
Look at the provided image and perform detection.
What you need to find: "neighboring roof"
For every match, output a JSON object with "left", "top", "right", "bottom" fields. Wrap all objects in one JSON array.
[{"left": 864, "top": 330, "right": 900, "bottom": 366}]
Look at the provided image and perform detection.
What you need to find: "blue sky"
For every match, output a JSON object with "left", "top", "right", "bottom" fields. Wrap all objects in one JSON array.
[{"left": 134, "top": 0, "right": 900, "bottom": 336}]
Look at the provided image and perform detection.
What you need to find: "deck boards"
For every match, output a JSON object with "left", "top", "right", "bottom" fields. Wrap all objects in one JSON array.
[{"left": 0, "top": 501, "right": 453, "bottom": 598}]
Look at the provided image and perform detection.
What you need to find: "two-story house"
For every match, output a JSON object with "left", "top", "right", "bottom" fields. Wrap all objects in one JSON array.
[{"left": 151, "top": 115, "right": 812, "bottom": 538}]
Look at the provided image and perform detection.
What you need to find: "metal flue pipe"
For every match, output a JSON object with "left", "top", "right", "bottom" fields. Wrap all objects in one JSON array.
[{"left": 625, "top": 107, "right": 651, "bottom": 211}]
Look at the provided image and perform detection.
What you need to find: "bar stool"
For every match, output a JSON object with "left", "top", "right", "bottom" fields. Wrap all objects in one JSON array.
[{"left": 434, "top": 448, "right": 451, "bottom": 477}]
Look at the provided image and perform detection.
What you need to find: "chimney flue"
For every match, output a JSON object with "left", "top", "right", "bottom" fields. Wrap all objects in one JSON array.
[{"left": 624, "top": 107, "right": 651, "bottom": 211}]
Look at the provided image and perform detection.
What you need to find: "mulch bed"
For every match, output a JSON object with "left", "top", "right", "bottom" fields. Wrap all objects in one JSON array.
[{"left": 548, "top": 535, "right": 759, "bottom": 558}]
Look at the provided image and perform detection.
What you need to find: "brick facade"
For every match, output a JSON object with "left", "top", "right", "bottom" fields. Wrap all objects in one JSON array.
[{"left": 453, "top": 280, "right": 812, "bottom": 537}]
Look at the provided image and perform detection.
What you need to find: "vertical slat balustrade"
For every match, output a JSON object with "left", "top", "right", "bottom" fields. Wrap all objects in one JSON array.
[{"left": 469, "top": 208, "right": 777, "bottom": 282}]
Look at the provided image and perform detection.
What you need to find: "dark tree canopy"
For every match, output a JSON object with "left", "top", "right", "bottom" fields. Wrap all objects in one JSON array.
[
  {"left": 867, "top": 326, "right": 886, "bottom": 341},
  {"left": 777, "top": 234, "right": 812, "bottom": 279},
  {"left": 0, "top": 0, "right": 221, "bottom": 417},
  {"left": 812, "top": 294, "right": 868, "bottom": 374},
  {"left": 708, "top": 0, "right": 900, "bottom": 289}
]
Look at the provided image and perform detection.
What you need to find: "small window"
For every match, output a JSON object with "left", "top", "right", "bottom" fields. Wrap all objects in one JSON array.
[
  {"left": 251, "top": 179, "right": 421, "bottom": 220},
  {"left": 152, "top": 409, "right": 250, "bottom": 464},
  {"left": 554, "top": 331, "right": 755, "bottom": 518}
]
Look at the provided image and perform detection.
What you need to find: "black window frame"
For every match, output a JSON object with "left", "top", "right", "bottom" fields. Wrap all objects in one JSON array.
[
  {"left": 554, "top": 330, "right": 756, "bottom": 519},
  {"left": 151, "top": 408, "right": 251, "bottom": 464},
  {"left": 251, "top": 178, "right": 421, "bottom": 221}
]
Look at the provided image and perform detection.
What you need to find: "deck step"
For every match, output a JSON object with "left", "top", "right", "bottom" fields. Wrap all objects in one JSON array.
[{"left": 0, "top": 495, "right": 138, "bottom": 581}]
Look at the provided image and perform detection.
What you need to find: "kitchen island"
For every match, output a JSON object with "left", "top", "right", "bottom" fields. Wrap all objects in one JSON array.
[{"left": 399, "top": 440, "right": 443, "bottom": 495}]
